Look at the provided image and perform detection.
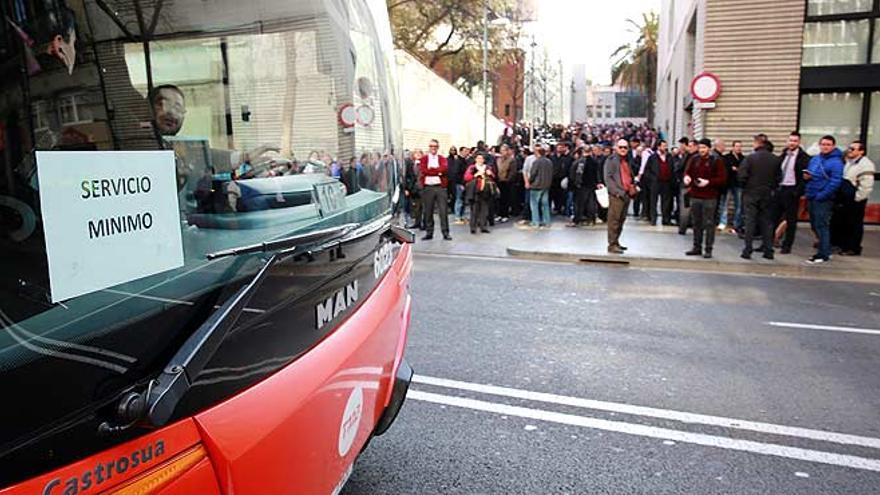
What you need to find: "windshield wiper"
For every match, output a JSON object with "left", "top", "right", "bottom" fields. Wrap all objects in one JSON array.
[
  {"left": 98, "top": 222, "right": 362, "bottom": 434},
  {"left": 205, "top": 223, "right": 360, "bottom": 260}
]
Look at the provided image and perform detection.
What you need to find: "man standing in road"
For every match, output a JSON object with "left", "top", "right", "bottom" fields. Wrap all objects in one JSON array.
[
  {"left": 604, "top": 139, "right": 638, "bottom": 254},
  {"left": 683, "top": 138, "right": 727, "bottom": 258},
  {"left": 528, "top": 145, "right": 554, "bottom": 229},
  {"left": 738, "top": 133, "right": 781, "bottom": 260},
  {"left": 419, "top": 139, "right": 452, "bottom": 241},
  {"left": 774, "top": 132, "right": 811, "bottom": 254},
  {"left": 804, "top": 135, "right": 844, "bottom": 264}
]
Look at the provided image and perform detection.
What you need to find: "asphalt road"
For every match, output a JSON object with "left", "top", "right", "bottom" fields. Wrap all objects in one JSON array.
[{"left": 343, "top": 253, "right": 880, "bottom": 495}]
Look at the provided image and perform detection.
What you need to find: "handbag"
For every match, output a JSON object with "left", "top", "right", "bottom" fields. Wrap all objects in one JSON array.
[{"left": 595, "top": 187, "right": 609, "bottom": 209}]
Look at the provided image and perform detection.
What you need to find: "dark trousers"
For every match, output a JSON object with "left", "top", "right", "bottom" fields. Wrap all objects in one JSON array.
[
  {"left": 775, "top": 186, "right": 800, "bottom": 250},
  {"left": 573, "top": 188, "right": 595, "bottom": 224},
  {"left": 409, "top": 191, "right": 423, "bottom": 227},
  {"left": 422, "top": 185, "right": 449, "bottom": 235},
  {"left": 607, "top": 195, "right": 630, "bottom": 248},
  {"left": 633, "top": 186, "right": 646, "bottom": 217},
  {"left": 551, "top": 183, "right": 565, "bottom": 214},
  {"left": 691, "top": 198, "right": 718, "bottom": 251},
  {"left": 470, "top": 196, "right": 489, "bottom": 232},
  {"left": 498, "top": 181, "right": 512, "bottom": 218},
  {"left": 521, "top": 188, "right": 532, "bottom": 221},
  {"left": 743, "top": 193, "right": 774, "bottom": 255},
  {"left": 832, "top": 198, "right": 867, "bottom": 254},
  {"left": 648, "top": 181, "right": 674, "bottom": 225}
]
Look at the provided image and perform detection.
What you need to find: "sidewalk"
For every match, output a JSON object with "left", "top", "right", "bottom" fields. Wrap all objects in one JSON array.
[{"left": 413, "top": 217, "right": 880, "bottom": 283}]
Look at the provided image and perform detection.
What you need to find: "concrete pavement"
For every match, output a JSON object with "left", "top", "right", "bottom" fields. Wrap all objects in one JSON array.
[{"left": 413, "top": 217, "right": 880, "bottom": 282}]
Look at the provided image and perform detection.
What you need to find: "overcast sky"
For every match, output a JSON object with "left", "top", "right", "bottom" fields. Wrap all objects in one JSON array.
[{"left": 534, "top": 0, "right": 661, "bottom": 85}]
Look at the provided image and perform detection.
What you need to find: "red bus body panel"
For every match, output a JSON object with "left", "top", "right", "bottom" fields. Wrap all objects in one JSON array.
[{"left": 2, "top": 243, "right": 413, "bottom": 495}]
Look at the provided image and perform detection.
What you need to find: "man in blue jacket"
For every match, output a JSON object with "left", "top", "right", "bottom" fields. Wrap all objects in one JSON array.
[{"left": 804, "top": 135, "right": 844, "bottom": 264}]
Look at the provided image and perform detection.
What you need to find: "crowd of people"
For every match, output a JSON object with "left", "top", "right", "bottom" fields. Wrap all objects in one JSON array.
[{"left": 403, "top": 121, "right": 875, "bottom": 264}]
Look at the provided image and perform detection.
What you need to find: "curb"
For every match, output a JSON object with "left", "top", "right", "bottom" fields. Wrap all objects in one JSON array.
[{"left": 506, "top": 247, "right": 880, "bottom": 283}]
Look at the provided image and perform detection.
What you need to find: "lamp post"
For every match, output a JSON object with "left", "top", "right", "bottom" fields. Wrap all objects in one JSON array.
[
  {"left": 482, "top": 3, "right": 510, "bottom": 145},
  {"left": 482, "top": 0, "right": 488, "bottom": 144}
]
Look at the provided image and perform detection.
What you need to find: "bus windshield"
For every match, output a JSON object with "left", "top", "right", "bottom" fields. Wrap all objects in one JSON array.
[{"left": 0, "top": 0, "right": 400, "bottom": 479}]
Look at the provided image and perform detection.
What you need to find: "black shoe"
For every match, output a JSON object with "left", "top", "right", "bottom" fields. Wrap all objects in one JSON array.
[
  {"left": 703, "top": 251, "right": 713, "bottom": 259},
  {"left": 839, "top": 250, "right": 859, "bottom": 256},
  {"left": 421, "top": 234, "right": 433, "bottom": 241},
  {"left": 470, "top": 229, "right": 477, "bottom": 234},
  {"left": 619, "top": 245, "right": 629, "bottom": 251},
  {"left": 740, "top": 251, "right": 752, "bottom": 260},
  {"left": 762, "top": 252, "right": 775, "bottom": 260},
  {"left": 678, "top": 230, "right": 688, "bottom": 236},
  {"left": 685, "top": 248, "right": 702, "bottom": 256},
  {"left": 480, "top": 228, "right": 490, "bottom": 233},
  {"left": 780, "top": 247, "right": 791, "bottom": 255},
  {"left": 443, "top": 234, "right": 453, "bottom": 241},
  {"left": 608, "top": 246, "right": 625, "bottom": 254}
]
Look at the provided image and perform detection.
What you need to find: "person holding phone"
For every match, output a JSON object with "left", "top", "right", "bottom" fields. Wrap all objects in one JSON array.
[
  {"left": 803, "top": 135, "right": 844, "bottom": 264},
  {"left": 683, "top": 138, "right": 727, "bottom": 258}
]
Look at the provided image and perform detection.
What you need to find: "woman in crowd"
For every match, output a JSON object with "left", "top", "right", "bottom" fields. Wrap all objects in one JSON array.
[{"left": 464, "top": 153, "right": 496, "bottom": 234}]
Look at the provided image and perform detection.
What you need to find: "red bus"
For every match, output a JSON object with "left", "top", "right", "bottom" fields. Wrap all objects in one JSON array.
[{"left": 0, "top": 0, "right": 414, "bottom": 493}]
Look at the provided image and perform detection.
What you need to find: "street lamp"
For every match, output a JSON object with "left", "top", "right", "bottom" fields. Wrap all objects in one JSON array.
[{"left": 482, "top": 1, "right": 510, "bottom": 144}]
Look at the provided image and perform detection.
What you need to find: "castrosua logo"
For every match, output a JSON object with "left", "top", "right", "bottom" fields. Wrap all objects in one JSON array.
[{"left": 42, "top": 439, "right": 165, "bottom": 495}]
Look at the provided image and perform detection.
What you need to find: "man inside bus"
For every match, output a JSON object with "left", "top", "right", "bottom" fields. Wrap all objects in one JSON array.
[{"left": 149, "top": 84, "right": 280, "bottom": 177}]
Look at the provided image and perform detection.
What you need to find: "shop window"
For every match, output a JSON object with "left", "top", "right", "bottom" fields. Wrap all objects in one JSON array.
[
  {"left": 802, "top": 20, "right": 870, "bottom": 66},
  {"left": 799, "top": 92, "right": 863, "bottom": 152},
  {"left": 868, "top": 92, "right": 880, "bottom": 172},
  {"left": 807, "top": 0, "right": 872, "bottom": 16}
]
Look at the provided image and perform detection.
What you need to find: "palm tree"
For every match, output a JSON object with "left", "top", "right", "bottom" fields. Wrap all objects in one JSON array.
[{"left": 611, "top": 11, "right": 658, "bottom": 124}]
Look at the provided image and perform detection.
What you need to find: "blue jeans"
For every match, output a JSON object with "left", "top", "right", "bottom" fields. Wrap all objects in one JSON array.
[
  {"left": 718, "top": 188, "right": 744, "bottom": 228},
  {"left": 530, "top": 189, "right": 551, "bottom": 227},
  {"left": 454, "top": 183, "right": 467, "bottom": 220},
  {"left": 809, "top": 199, "right": 833, "bottom": 259}
]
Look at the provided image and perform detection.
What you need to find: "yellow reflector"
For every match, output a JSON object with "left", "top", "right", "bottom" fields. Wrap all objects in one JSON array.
[{"left": 106, "top": 445, "right": 207, "bottom": 495}]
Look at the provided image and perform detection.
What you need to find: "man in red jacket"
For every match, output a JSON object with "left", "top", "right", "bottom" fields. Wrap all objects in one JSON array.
[
  {"left": 683, "top": 138, "right": 727, "bottom": 258},
  {"left": 419, "top": 139, "right": 452, "bottom": 240}
]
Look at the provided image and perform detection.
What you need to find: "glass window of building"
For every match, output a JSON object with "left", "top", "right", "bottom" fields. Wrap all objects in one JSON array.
[
  {"left": 869, "top": 92, "right": 880, "bottom": 168},
  {"left": 807, "top": 0, "right": 873, "bottom": 16},
  {"left": 874, "top": 19, "right": 880, "bottom": 63},
  {"left": 802, "top": 20, "right": 870, "bottom": 66},
  {"left": 799, "top": 92, "right": 864, "bottom": 152}
]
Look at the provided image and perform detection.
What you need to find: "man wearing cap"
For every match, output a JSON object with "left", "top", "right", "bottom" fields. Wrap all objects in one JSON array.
[
  {"left": 603, "top": 139, "right": 638, "bottom": 254},
  {"left": 683, "top": 138, "right": 728, "bottom": 258}
]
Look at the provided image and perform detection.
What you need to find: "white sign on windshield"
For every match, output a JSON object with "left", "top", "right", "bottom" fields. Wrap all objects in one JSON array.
[{"left": 36, "top": 151, "right": 184, "bottom": 302}]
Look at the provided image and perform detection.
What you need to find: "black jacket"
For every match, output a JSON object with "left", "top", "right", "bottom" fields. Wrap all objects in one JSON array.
[
  {"left": 723, "top": 152, "right": 744, "bottom": 189},
  {"left": 739, "top": 147, "right": 781, "bottom": 197},
  {"left": 644, "top": 152, "right": 673, "bottom": 185},
  {"left": 569, "top": 157, "right": 601, "bottom": 190},
  {"left": 777, "top": 147, "right": 811, "bottom": 196}
]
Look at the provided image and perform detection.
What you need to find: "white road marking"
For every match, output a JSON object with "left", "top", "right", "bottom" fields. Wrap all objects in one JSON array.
[
  {"left": 408, "top": 390, "right": 880, "bottom": 473},
  {"left": 413, "top": 375, "right": 880, "bottom": 450},
  {"left": 767, "top": 321, "right": 880, "bottom": 336}
]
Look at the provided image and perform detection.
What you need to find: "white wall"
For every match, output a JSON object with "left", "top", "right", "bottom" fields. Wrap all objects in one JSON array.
[
  {"left": 656, "top": 0, "right": 701, "bottom": 142},
  {"left": 395, "top": 50, "right": 504, "bottom": 151}
]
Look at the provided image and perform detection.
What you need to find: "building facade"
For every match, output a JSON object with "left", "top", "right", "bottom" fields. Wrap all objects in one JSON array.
[
  {"left": 584, "top": 84, "right": 649, "bottom": 124},
  {"left": 657, "top": 0, "right": 880, "bottom": 166}
]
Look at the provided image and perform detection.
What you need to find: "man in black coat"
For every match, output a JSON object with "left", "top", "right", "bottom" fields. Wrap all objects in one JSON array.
[
  {"left": 644, "top": 140, "right": 675, "bottom": 225},
  {"left": 738, "top": 134, "right": 782, "bottom": 260},
  {"left": 774, "top": 131, "right": 811, "bottom": 254}
]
